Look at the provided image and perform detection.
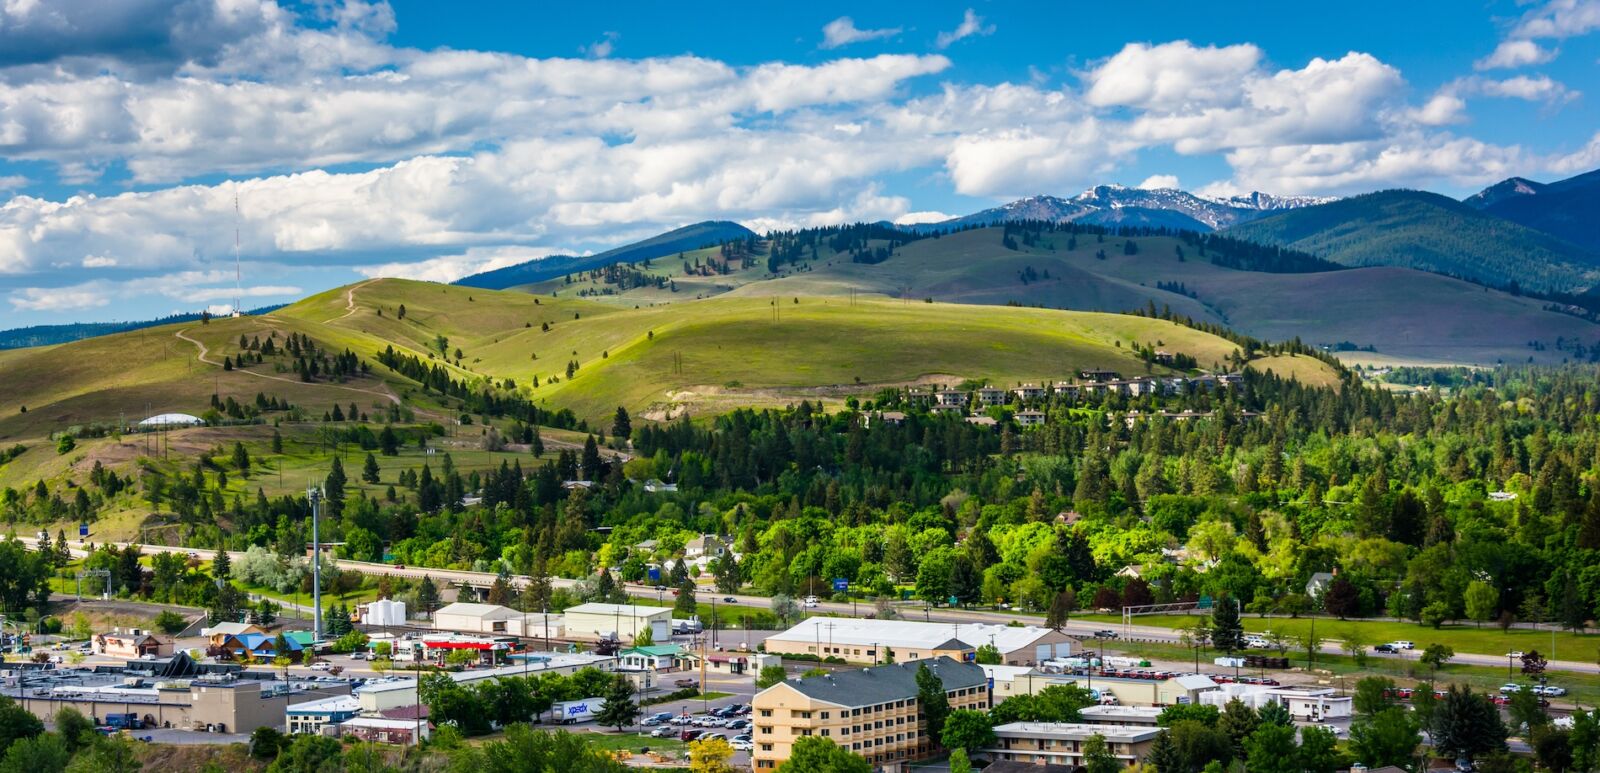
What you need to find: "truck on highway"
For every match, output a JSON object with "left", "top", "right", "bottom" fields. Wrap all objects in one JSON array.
[{"left": 553, "top": 697, "right": 606, "bottom": 725}]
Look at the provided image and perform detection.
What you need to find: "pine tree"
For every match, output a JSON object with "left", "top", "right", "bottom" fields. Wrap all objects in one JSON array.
[
  {"left": 594, "top": 674, "right": 640, "bottom": 731},
  {"left": 362, "top": 453, "right": 381, "bottom": 484},
  {"left": 1211, "top": 595, "right": 1245, "bottom": 654},
  {"left": 324, "top": 457, "right": 346, "bottom": 502},
  {"left": 416, "top": 575, "right": 440, "bottom": 617},
  {"left": 612, "top": 406, "right": 631, "bottom": 443},
  {"left": 916, "top": 662, "right": 951, "bottom": 749}
]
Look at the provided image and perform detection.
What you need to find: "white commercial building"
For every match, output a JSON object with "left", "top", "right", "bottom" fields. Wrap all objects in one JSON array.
[
  {"left": 560, "top": 603, "right": 673, "bottom": 641},
  {"left": 1200, "top": 683, "right": 1352, "bottom": 720},
  {"left": 431, "top": 602, "right": 562, "bottom": 638},
  {"left": 354, "top": 652, "right": 618, "bottom": 713},
  {"left": 764, "top": 618, "right": 1074, "bottom": 666}
]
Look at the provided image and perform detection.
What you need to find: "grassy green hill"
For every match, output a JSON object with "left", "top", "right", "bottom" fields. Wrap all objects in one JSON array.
[
  {"left": 1225, "top": 189, "right": 1600, "bottom": 293},
  {"left": 520, "top": 225, "right": 1598, "bottom": 366},
  {"left": 454, "top": 220, "right": 755, "bottom": 290}
]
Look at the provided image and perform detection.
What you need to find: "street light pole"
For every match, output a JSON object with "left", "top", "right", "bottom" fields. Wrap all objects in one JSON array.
[{"left": 307, "top": 485, "right": 323, "bottom": 641}]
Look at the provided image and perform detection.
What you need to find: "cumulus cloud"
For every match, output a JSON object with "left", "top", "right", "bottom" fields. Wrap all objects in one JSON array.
[
  {"left": 1138, "top": 174, "right": 1181, "bottom": 190},
  {"left": 8, "top": 270, "right": 302, "bottom": 312},
  {"left": 1511, "top": 0, "right": 1600, "bottom": 40},
  {"left": 9, "top": 286, "right": 109, "bottom": 312},
  {"left": 1084, "top": 41, "right": 1261, "bottom": 111},
  {"left": 1475, "top": 39, "right": 1557, "bottom": 70},
  {"left": 821, "top": 17, "right": 901, "bottom": 49},
  {"left": 935, "top": 8, "right": 993, "bottom": 48}
]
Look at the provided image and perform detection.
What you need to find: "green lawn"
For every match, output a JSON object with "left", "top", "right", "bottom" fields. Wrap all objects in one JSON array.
[{"left": 1081, "top": 612, "right": 1599, "bottom": 662}]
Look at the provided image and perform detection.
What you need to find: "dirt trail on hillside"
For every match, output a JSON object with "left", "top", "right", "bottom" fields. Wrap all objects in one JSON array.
[
  {"left": 333, "top": 278, "right": 380, "bottom": 322},
  {"left": 174, "top": 327, "right": 401, "bottom": 406}
]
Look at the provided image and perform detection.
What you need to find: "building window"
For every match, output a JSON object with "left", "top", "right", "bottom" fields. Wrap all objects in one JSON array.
[
  {"left": 820, "top": 712, "right": 830, "bottom": 720},
  {"left": 759, "top": 727, "right": 772, "bottom": 735},
  {"left": 822, "top": 730, "right": 830, "bottom": 737},
  {"left": 760, "top": 744, "right": 772, "bottom": 752},
  {"left": 759, "top": 709, "right": 772, "bottom": 717}
]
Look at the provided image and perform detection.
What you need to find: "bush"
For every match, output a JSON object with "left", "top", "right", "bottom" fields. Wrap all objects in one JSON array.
[
  {"left": 642, "top": 687, "right": 701, "bottom": 706},
  {"left": 152, "top": 610, "right": 187, "bottom": 635}
]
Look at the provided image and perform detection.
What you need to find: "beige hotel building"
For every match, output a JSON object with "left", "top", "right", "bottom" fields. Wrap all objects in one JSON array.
[{"left": 750, "top": 657, "right": 989, "bottom": 770}]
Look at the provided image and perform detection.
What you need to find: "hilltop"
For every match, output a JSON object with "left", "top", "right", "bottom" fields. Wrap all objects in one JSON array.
[
  {"left": 1467, "top": 169, "right": 1600, "bottom": 254},
  {"left": 925, "top": 185, "right": 1330, "bottom": 232},
  {"left": 521, "top": 223, "right": 1597, "bottom": 365},
  {"left": 454, "top": 220, "right": 756, "bottom": 290},
  {"left": 1224, "top": 189, "right": 1600, "bottom": 293}
]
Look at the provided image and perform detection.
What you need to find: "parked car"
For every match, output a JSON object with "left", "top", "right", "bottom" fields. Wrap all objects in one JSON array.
[
  {"left": 1537, "top": 685, "right": 1568, "bottom": 697},
  {"left": 680, "top": 729, "right": 705, "bottom": 742},
  {"left": 651, "top": 726, "right": 677, "bottom": 738},
  {"left": 1317, "top": 723, "right": 1344, "bottom": 736},
  {"left": 727, "top": 719, "right": 750, "bottom": 730},
  {"left": 1373, "top": 644, "right": 1398, "bottom": 654},
  {"left": 643, "top": 712, "right": 674, "bottom": 726},
  {"left": 730, "top": 739, "right": 753, "bottom": 752},
  {"left": 675, "top": 678, "right": 699, "bottom": 689},
  {"left": 309, "top": 661, "right": 333, "bottom": 671},
  {"left": 1499, "top": 683, "right": 1523, "bottom": 694}
]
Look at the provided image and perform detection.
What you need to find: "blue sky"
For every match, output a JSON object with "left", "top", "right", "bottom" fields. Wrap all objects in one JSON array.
[{"left": 1, "top": 0, "right": 1597, "bottom": 328}]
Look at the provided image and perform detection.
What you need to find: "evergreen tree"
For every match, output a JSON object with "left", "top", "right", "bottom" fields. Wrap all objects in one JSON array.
[
  {"left": 324, "top": 457, "right": 346, "bottom": 502},
  {"left": 594, "top": 674, "right": 640, "bottom": 731},
  {"left": 1210, "top": 595, "right": 1245, "bottom": 654},
  {"left": 232, "top": 442, "right": 251, "bottom": 477},
  {"left": 1430, "top": 685, "right": 1509, "bottom": 766},
  {"left": 362, "top": 452, "right": 381, "bottom": 484},
  {"left": 611, "top": 407, "right": 631, "bottom": 443},
  {"left": 416, "top": 575, "right": 440, "bottom": 617},
  {"left": 674, "top": 579, "right": 697, "bottom": 617}
]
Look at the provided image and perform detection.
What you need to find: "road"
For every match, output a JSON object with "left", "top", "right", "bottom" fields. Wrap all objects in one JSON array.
[{"left": 21, "top": 536, "right": 1600, "bottom": 677}]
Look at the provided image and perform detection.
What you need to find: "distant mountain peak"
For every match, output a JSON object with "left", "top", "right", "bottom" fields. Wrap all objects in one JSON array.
[{"left": 934, "top": 184, "right": 1332, "bottom": 232}]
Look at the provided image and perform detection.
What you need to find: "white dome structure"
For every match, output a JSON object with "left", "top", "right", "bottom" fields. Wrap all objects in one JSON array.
[{"left": 138, "top": 413, "right": 204, "bottom": 427}]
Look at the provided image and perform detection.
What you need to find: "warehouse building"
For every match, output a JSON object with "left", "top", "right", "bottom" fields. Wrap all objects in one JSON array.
[
  {"left": 764, "top": 618, "right": 1074, "bottom": 666},
  {"left": 989, "top": 670, "right": 1218, "bottom": 708},
  {"left": 561, "top": 603, "right": 673, "bottom": 642},
  {"left": 431, "top": 602, "right": 563, "bottom": 638}
]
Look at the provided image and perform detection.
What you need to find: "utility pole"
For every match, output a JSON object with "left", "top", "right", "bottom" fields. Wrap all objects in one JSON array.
[{"left": 307, "top": 485, "right": 324, "bottom": 640}]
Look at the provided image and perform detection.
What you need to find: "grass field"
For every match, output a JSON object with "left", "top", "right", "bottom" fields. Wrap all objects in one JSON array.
[{"left": 1078, "top": 612, "right": 1600, "bottom": 662}]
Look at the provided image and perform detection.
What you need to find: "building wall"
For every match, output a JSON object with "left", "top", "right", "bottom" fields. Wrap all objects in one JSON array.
[
  {"left": 988, "top": 733, "right": 1155, "bottom": 767},
  {"left": 760, "top": 636, "right": 971, "bottom": 665},
  {"left": 992, "top": 673, "right": 1209, "bottom": 708},
  {"left": 750, "top": 681, "right": 988, "bottom": 770},
  {"left": 562, "top": 610, "right": 670, "bottom": 640}
]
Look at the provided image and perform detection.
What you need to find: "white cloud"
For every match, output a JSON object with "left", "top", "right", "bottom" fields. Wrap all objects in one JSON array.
[
  {"left": 9, "top": 286, "right": 109, "bottom": 311},
  {"left": 1084, "top": 41, "right": 1261, "bottom": 111},
  {"left": 1137, "top": 174, "right": 1181, "bottom": 190},
  {"left": 893, "top": 210, "right": 953, "bottom": 225},
  {"left": 357, "top": 246, "right": 570, "bottom": 283},
  {"left": 1475, "top": 39, "right": 1557, "bottom": 70},
  {"left": 1414, "top": 93, "right": 1468, "bottom": 125},
  {"left": 821, "top": 17, "right": 901, "bottom": 49},
  {"left": 0, "top": 174, "right": 28, "bottom": 190},
  {"left": 583, "top": 31, "right": 619, "bottom": 59},
  {"left": 1474, "top": 74, "right": 1579, "bottom": 103},
  {"left": 81, "top": 255, "right": 117, "bottom": 268},
  {"left": 935, "top": 9, "right": 993, "bottom": 49},
  {"left": 1512, "top": 0, "right": 1600, "bottom": 40}
]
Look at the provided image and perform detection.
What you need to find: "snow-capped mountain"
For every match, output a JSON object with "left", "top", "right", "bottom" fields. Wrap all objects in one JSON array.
[{"left": 928, "top": 185, "right": 1335, "bottom": 233}]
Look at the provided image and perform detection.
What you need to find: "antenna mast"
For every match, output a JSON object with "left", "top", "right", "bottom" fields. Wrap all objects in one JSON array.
[{"left": 232, "top": 190, "right": 243, "bottom": 317}]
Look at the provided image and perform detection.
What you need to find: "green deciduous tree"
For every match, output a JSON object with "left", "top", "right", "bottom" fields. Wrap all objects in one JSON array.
[
  {"left": 940, "top": 709, "right": 996, "bottom": 753},
  {"left": 1244, "top": 722, "right": 1300, "bottom": 773},
  {"left": 776, "top": 737, "right": 871, "bottom": 773}
]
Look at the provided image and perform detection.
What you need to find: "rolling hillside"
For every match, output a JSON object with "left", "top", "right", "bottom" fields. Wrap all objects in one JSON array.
[
  {"left": 454, "top": 220, "right": 755, "bottom": 290},
  {"left": 519, "top": 224, "right": 1597, "bottom": 365},
  {"left": 1224, "top": 189, "right": 1600, "bottom": 293}
]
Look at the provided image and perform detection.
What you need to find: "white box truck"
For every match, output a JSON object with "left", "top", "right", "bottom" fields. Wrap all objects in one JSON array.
[{"left": 553, "top": 697, "right": 607, "bottom": 724}]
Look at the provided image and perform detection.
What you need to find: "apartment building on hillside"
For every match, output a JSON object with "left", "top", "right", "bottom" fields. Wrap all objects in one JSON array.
[{"left": 750, "top": 657, "right": 988, "bottom": 770}]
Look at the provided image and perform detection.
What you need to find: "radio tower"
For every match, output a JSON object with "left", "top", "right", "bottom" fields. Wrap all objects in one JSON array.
[{"left": 232, "top": 191, "right": 244, "bottom": 317}]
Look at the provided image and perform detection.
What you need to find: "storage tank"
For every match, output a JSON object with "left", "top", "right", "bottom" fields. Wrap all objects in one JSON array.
[{"left": 364, "top": 599, "right": 407, "bottom": 626}]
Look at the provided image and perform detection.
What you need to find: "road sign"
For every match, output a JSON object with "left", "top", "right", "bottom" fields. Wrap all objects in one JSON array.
[
  {"left": 78, "top": 523, "right": 88, "bottom": 538},
  {"left": 948, "top": 595, "right": 959, "bottom": 606},
  {"left": 1198, "top": 595, "right": 1214, "bottom": 609},
  {"left": 832, "top": 578, "right": 849, "bottom": 591},
  {"left": 648, "top": 567, "right": 662, "bottom": 583}
]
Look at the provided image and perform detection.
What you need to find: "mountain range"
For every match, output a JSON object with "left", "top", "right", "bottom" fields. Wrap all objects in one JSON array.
[
  {"left": 454, "top": 220, "right": 755, "bottom": 290},
  {"left": 918, "top": 185, "right": 1334, "bottom": 233}
]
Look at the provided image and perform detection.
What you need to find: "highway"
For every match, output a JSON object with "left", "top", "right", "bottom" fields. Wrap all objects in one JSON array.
[{"left": 20, "top": 535, "right": 1599, "bottom": 677}]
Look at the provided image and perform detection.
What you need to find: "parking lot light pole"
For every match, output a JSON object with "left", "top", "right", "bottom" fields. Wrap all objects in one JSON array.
[{"left": 307, "top": 485, "right": 323, "bottom": 641}]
